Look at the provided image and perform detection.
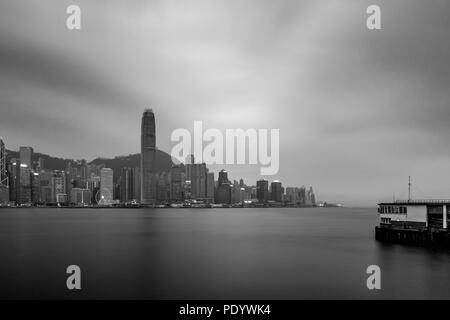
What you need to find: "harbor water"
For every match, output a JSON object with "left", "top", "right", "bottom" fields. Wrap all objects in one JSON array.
[{"left": 0, "top": 207, "right": 449, "bottom": 299}]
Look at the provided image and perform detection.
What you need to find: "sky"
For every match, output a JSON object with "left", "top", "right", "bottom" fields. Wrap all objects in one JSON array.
[{"left": 1, "top": 0, "right": 450, "bottom": 205}]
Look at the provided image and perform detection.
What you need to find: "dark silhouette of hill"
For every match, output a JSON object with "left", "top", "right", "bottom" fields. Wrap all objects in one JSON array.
[
  {"left": 90, "top": 150, "right": 176, "bottom": 182},
  {"left": 5, "top": 149, "right": 177, "bottom": 182}
]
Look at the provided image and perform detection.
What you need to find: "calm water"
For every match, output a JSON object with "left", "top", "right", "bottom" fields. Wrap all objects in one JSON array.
[{"left": 0, "top": 207, "right": 449, "bottom": 300}]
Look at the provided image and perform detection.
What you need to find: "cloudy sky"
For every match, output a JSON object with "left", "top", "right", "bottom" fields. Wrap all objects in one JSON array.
[{"left": 1, "top": 0, "right": 450, "bottom": 205}]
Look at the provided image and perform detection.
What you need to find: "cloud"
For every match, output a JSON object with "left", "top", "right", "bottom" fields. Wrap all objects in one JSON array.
[{"left": 0, "top": 0, "right": 450, "bottom": 204}]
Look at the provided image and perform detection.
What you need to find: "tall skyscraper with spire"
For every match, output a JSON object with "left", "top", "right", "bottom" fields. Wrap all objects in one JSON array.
[{"left": 140, "top": 109, "right": 156, "bottom": 204}]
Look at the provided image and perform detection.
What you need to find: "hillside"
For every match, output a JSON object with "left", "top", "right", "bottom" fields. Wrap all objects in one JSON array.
[
  {"left": 90, "top": 150, "right": 177, "bottom": 182},
  {"left": 5, "top": 149, "right": 177, "bottom": 182}
]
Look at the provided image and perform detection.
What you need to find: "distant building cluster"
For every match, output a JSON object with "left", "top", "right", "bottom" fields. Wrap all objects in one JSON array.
[
  {"left": 0, "top": 110, "right": 316, "bottom": 208},
  {"left": 0, "top": 141, "right": 118, "bottom": 206}
]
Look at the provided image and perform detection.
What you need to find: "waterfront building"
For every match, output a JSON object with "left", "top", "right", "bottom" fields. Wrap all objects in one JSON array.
[
  {"left": 87, "top": 173, "right": 101, "bottom": 202},
  {"left": 216, "top": 182, "right": 231, "bottom": 204},
  {"left": 133, "top": 166, "right": 141, "bottom": 201},
  {"left": 38, "top": 169, "right": 53, "bottom": 204},
  {"left": 100, "top": 168, "right": 114, "bottom": 205},
  {"left": 270, "top": 180, "right": 283, "bottom": 203},
  {"left": 184, "top": 179, "right": 192, "bottom": 200},
  {"left": 206, "top": 172, "right": 215, "bottom": 203},
  {"left": 157, "top": 172, "right": 170, "bottom": 202},
  {"left": 376, "top": 199, "right": 450, "bottom": 246},
  {"left": 185, "top": 161, "right": 208, "bottom": 200},
  {"left": 9, "top": 160, "right": 32, "bottom": 205},
  {"left": 218, "top": 169, "right": 229, "bottom": 187},
  {"left": 169, "top": 165, "right": 183, "bottom": 202},
  {"left": 285, "top": 187, "right": 303, "bottom": 206},
  {"left": 0, "top": 137, "right": 9, "bottom": 204},
  {"left": 256, "top": 179, "right": 269, "bottom": 203},
  {"left": 56, "top": 193, "right": 68, "bottom": 204},
  {"left": 0, "top": 137, "right": 7, "bottom": 186},
  {"left": 31, "top": 172, "right": 40, "bottom": 204},
  {"left": 305, "top": 186, "right": 316, "bottom": 206},
  {"left": 53, "top": 170, "right": 66, "bottom": 204},
  {"left": 70, "top": 188, "right": 91, "bottom": 205},
  {"left": 140, "top": 109, "right": 156, "bottom": 204},
  {"left": 119, "top": 167, "right": 134, "bottom": 203}
]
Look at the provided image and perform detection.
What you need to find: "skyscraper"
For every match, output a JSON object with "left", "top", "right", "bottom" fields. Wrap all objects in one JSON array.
[
  {"left": 19, "top": 146, "right": 33, "bottom": 168},
  {"left": 0, "top": 138, "right": 9, "bottom": 204},
  {"left": 140, "top": 109, "right": 156, "bottom": 204},
  {"left": 169, "top": 165, "right": 183, "bottom": 202},
  {"left": 216, "top": 182, "right": 231, "bottom": 204},
  {"left": 100, "top": 168, "right": 114, "bottom": 205},
  {"left": 257, "top": 179, "right": 269, "bottom": 203},
  {"left": 185, "top": 161, "right": 207, "bottom": 200},
  {"left": 133, "top": 166, "right": 141, "bottom": 201},
  {"left": 270, "top": 180, "right": 283, "bottom": 202},
  {"left": 216, "top": 169, "right": 231, "bottom": 204},
  {"left": 52, "top": 170, "right": 66, "bottom": 204},
  {"left": 0, "top": 137, "right": 6, "bottom": 186},
  {"left": 206, "top": 172, "right": 215, "bottom": 202},
  {"left": 218, "top": 169, "right": 229, "bottom": 186},
  {"left": 119, "top": 167, "right": 134, "bottom": 203}
]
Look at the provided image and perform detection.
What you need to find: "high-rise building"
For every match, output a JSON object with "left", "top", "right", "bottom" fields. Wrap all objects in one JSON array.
[
  {"left": 216, "top": 169, "right": 232, "bottom": 204},
  {"left": 87, "top": 174, "right": 101, "bottom": 204},
  {"left": 270, "top": 180, "right": 283, "bottom": 202},
  {"left": 185, "top": 161, "right": 208, "bottom": 200},
  {"left": 9, "top": 159, "right": 32, "bottom": 205},
  {"left": 119, "top": 167, "right": 134, "bottom": 203},
  {"left": 133, "top": 167, "right": 141, "bottom": 201},
  {"left": 299, "top": 187, "right": 306, "bottom": 205},
  {"left": 206, "top": 172, "right": 215, "bottom": 202},
  {"left": 0, "top": 137, "right": 9, "bottom": 204},
  {"left": 39, "top": 169, "right": 53, "bottom": 204},
  {"left": 218, "top": 169, "right": 229, "bottom": 187},
  {"left": 305, "top": 187, "right": 316, "bottom": 206},
  {"left": 31, "top": 172, "right": 40, "bottom": 204},
  {"left": 79, "top": 159, "right": 89, "bottom": 180},
  {"left": 169, "top": 165, "right": 183, "bottom": 202},
  {"left": 157, "top": 172, "right": 169, "bottom": 202},
  {"left": 19, "top": 146, "right": 33, "bottom": 168},
  {"left": 53, "top": 170, "right": 66, "bottom": 204},
  {"left": 286, "top": 187, "right": 302, "bottom": 206},
  {"left": 0, "top": 137, "right": 7, "bottom": 186},
  {"left": 100, "top": 168, "right": 114, "bottom": 205},
  {"left": 216, "top": 182, "right": 231, "bottom": 204},
  {"left": 140, "top": 109, "right": 156, "bottom": 204},
  {"left": 256, "top": 179, "right": 269, "bottom": 203}
]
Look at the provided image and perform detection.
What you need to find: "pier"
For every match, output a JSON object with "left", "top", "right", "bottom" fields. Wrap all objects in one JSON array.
[{"left": 375, "top": 226, "right": 450, "bottom": 247}]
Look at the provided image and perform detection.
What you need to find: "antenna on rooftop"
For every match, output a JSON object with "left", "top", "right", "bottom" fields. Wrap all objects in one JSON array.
[{"left": 408, "top": 176, "right": 412, "bottom": 202}]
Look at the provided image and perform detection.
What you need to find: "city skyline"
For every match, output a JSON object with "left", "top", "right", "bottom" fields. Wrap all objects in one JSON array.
[
  {"left": 1, "top": 1, "right": 450, "bottom": 205},
  {"left": 0, "top": 115, "right": 318, "bottom": 207}
]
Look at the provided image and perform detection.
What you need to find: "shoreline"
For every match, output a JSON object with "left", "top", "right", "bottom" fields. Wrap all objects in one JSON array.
[{"left": 0, "top": 205, "right": 340, "bottom": 209}]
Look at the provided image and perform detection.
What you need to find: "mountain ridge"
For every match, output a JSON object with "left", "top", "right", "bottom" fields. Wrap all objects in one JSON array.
[{"left": 5, "top": 149, "right": 176, "bottom": 183}]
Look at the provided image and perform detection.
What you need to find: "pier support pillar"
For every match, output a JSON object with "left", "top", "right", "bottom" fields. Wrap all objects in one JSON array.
[{"left": 444, "top": 205, "right": 447, "bottom": 229}]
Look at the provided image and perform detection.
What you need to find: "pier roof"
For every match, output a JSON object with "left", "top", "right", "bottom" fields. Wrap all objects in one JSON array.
[{"left": 379, "top": 199, "right": 450, "bottom": 206}]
